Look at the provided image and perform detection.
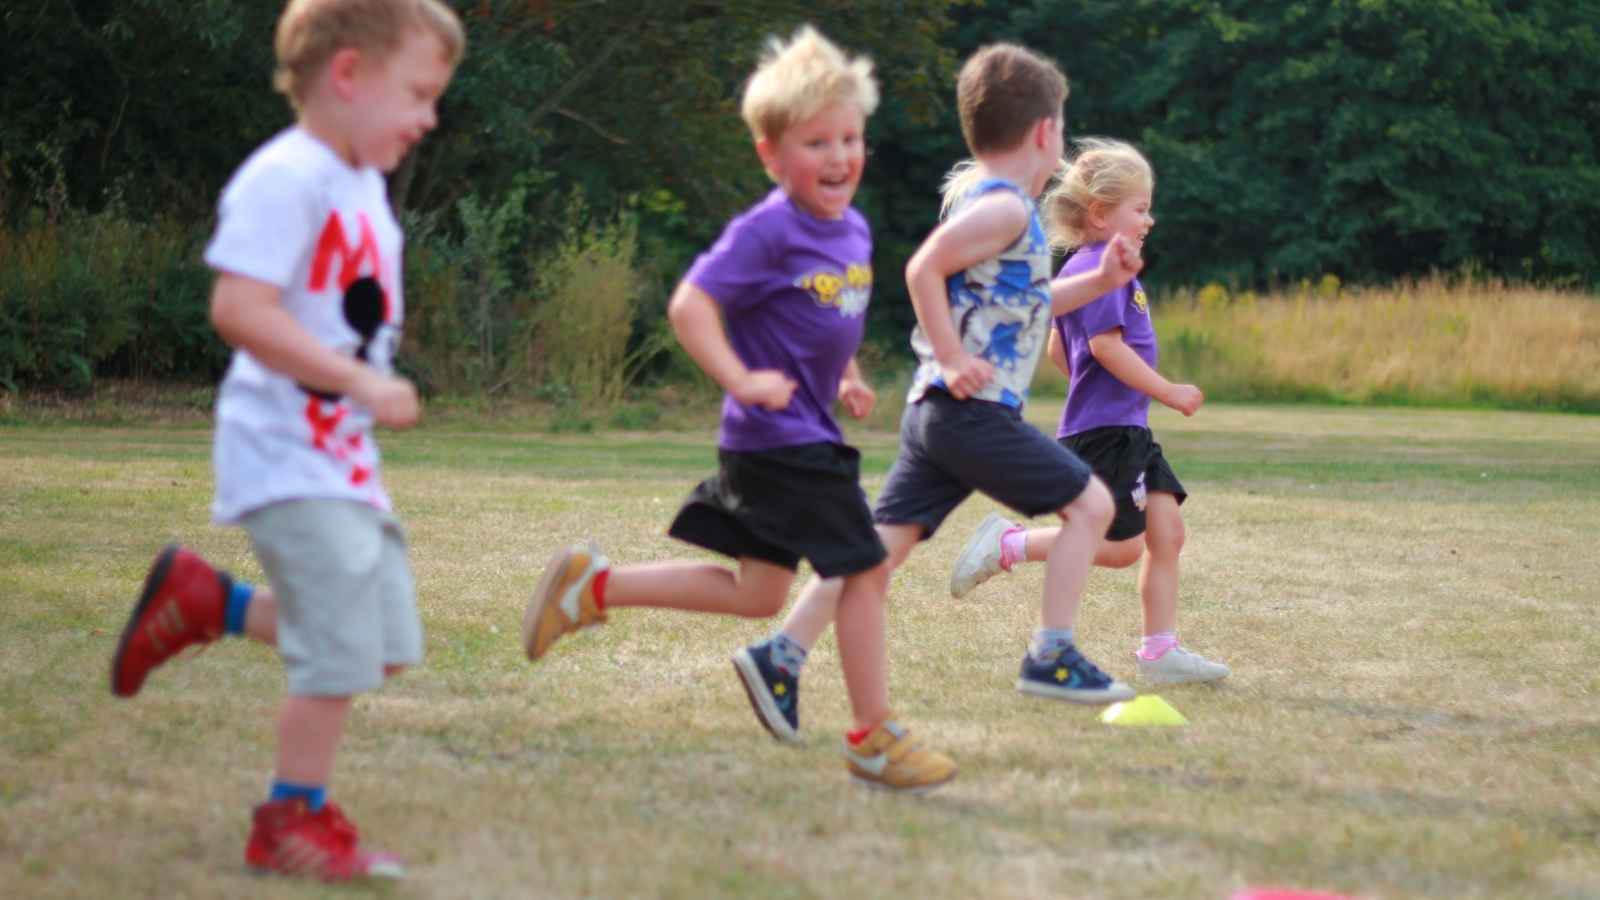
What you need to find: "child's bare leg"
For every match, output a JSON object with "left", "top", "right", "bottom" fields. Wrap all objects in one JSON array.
[
  {"left": 776, "top": 574, "right": 843, "bottom": 650},
  {"left": 834, "top": 525, "right": 919, "bottom": 730},
  {"left": 607, "top": 558, "right": 794, "bottom": 618},
  {"left": 834, "top": 564, "right": 891, "bottom": 731},
  {"left": 244, "top": 588, "right": 278, "bottom": 645},
  {"left": 1138, "top": 492, "right": 1184, "bottom": 636},
  {"left": 1133, "top": 493, "right": 1227, "bottom": 682},
  {"left": 1017, "top": 527, "right": 1141, "bottom": 569},
  {"left": 274, "top": 695, "right": 351, "bottom": 786},
  {"left": 1016, "top": 477, "right": 1133, "bottom": 703},
  {"left": 775, "top": 523, "right": 904, "bottom": 649},
  {"left": 1039, "top": 478, "right": 1114, "bottom": 630}
]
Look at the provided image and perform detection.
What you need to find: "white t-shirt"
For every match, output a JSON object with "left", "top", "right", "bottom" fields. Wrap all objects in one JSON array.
[{"left": 204, "top": 127, "right": 404, "bottom": 523}]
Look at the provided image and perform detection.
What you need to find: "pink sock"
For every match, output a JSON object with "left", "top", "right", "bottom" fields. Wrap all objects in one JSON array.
[
  {"left": 999, "top": 527, "right": 1027, "bottom": 571},
  {"left": 1139, "top": 631, "right": 1178, "bottom": 660}
]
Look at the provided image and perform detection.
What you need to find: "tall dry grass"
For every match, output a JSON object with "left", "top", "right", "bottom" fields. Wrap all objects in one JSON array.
[{"left": 1147, "top": 277, "right": 1600, "bottom": 411}]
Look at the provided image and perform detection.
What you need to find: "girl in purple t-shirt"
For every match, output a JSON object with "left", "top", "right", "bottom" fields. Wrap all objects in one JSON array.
[{"left": 949, "top": 138, "right": 1229, "bottom": 686}]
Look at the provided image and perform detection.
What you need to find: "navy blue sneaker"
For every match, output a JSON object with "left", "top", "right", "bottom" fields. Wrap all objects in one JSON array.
[
  {"left": 732, "top": 642, "right": 801, "bottom": 743},
  {"left": 1016, "top": 643, "right": 1135, "bottom": 704}
]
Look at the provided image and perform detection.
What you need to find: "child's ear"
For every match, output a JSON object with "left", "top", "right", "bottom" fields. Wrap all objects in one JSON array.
[
  {"left": 1087, "top": 200, "right": 1110, "bottom": 232},
  {"left": 327, "top": 47, "right": 363, "bottom": 100},
  {"left": 754, "top": 136, "right": 781, "bottom": 182}
]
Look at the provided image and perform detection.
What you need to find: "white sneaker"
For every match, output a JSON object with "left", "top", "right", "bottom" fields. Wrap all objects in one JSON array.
[
  {"left": 949, "top": 512, "right": 1015, "bottom": 598},
  {"left": 1136, "top": 646, "right": 1230, "bottom": 685}
]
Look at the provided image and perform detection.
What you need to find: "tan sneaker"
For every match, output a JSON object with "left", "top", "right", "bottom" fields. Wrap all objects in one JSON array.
[
  {"left": 523, "top": 543, "right": 609, "bottom": 661},
  {"left": 842, "top": 718, "right": 956, "bottom": 794}
]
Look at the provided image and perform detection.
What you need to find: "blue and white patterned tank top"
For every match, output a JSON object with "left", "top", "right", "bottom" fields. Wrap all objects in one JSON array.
[{"left": 907, "top": 177, "right": 1054, "bottom": 409}]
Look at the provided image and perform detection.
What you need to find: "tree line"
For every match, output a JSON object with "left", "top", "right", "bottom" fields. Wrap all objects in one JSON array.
[{"left": 3, "top": 0, "right": 1596, "bottom": 392}]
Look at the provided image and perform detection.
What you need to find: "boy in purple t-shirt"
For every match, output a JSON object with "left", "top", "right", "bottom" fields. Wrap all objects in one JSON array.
[
  {"left": 950, "top": 138, "right": 1229, "bottom": 686},
  {"left": 521, "top": 26, "right": 957, "bottom": 793}
]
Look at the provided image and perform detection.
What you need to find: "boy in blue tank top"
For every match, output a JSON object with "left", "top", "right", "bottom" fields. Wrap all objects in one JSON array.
[
  {"left": 731, "top": 43, "right": 1146, "bottom": 748},
  {"left": 950, "top": 138, "right": 1229, "bottom": 686}
]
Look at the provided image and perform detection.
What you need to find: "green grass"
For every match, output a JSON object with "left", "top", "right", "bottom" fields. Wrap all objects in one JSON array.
[{"left": 1, "top": 404, "right": 1598, "bottom": 898}]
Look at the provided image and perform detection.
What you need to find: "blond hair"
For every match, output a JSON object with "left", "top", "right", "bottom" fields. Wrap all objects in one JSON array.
[
  {"left": 274, "top": 0, "right": 466, "bottom": 110},
  {"left": 1041, "top": 137, "right": 1152, "bottom": 251},
  {"left": 935, "top": 155, "right": 1066, "bottom": 220},
  {"left": 740, "top": 25, "right": 879, "bottom": 144},
  {"left": 956, "top": 44, "right": 1068, "bottom": 155}
]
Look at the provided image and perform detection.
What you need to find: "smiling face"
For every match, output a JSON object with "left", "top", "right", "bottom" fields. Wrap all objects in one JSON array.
[
  {"left": 757, "top": 100, "right": 867, "bottom": 220},
  {"left": 1096, "top": 184, "right": 1155, "bottom": 247},
  {"left": 347, "top": 28, "right": 454, "bottom": 172}
]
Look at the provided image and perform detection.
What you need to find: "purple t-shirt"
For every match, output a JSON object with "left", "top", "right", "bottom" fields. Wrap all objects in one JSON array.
[
  {"left": 1056, "top": 241, "right": 1157, "bottom": 438},
  {"left": 686, "top": 188, "right": 873, "bottom": 451}
]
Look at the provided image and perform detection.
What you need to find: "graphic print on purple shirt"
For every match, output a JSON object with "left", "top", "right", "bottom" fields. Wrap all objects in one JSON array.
[
  {"left": 1055, "top": 240, "right": 1158, "bottom": 438},
  {"left": 685, "top": 188, "right": 873, "bottom": 452}
]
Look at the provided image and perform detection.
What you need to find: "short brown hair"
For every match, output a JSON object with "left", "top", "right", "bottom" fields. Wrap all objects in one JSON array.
[
  {"left": 956, "top": 44, "right": 1069, "bottom": 155},
  {"left": 273, "top": 0, "right": 466, "bottom": 109}
]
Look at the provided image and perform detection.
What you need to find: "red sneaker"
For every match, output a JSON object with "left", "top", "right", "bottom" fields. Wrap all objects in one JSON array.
[
  {"left": 109, "top": 545, "right": 230, "bottom": 697},
  {"left": 245, "top": 799, "right": 405, "bottom": 881}
]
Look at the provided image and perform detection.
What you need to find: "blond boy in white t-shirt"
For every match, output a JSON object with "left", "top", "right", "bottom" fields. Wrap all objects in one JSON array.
[{"left": 108, "top": 0, "right": 463, "bottom": 881}]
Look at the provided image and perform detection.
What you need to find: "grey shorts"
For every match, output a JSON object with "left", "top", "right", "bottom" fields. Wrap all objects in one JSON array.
[
  {"left": 242, "top": 499, "right": 421, "bottom": 696},
  {"left": 873, "top": 389, "right": 1095, "bottom": 539}
]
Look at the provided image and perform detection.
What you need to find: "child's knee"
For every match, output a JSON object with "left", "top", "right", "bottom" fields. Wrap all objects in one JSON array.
[
  {"left": 1145, "top": 500, "right": 1186, "bottom": 557},
  {"left": 1147, "top": 517, "right": 1186, "bottom": 558},
  {"left": 1069, "top": 478, "right": 1116, "bottom": 530}
]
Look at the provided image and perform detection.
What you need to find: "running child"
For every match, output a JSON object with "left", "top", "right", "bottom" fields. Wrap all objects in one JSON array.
[
  {"left": 731, "top": 44, "right": 1145, "bottom": 745},
  {"left": 521, "top": 26, "right": 957, "bottom": 793},
  {"left": 109, "top": 0, "right": 464, "bottom": 880},
  {"left": 949, "top": 137, "right": 1229, "bottom": 686}
]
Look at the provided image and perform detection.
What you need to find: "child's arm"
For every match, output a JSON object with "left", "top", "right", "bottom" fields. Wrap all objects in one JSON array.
[
  {"left": 667, "top": 280, "right": 797, "bottom": 410},
  {"left": 837, "top": 355, "right": 876, "bottom": 420},
  {"left": 1049, "top": 233, "right": 1143, "bottom": 317},
  {"left": 904, "top": 192, "right": 1029, "bottom": 399},
  {"left": 1046, "top": 326, "right": 1070, "bottom": 378},
  {"left": 210, "top": 273, "right": 419, "bottom": 427},
  {"left": 1087, "top": 329, "right": 1204, "bottom": 416}
]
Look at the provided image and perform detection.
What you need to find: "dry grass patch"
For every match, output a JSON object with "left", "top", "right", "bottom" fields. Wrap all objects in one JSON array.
[
  {"left": 1024, "top": 278, "right": 1600, "bottom": 412},
  {"left": 1, "top": 405, "right": 1597, "bottom": 898}
]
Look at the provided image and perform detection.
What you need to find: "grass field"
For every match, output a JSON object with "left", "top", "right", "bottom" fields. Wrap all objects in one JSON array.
[{"left": 2, "top": 404, "right": 1597, "bottom": 899}]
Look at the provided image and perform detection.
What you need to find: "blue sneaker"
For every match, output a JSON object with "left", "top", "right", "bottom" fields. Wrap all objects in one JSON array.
[
  {"left": 732, "top": 642, "right": 801, "bottom": 743},
  {"left": 1016, "top": 644, "right": 1135, "bottom": 704}
]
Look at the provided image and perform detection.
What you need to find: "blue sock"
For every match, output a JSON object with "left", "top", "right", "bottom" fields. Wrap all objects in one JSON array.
[
  {"left": 768, "top": 632, "right": 808, "bottom": 675},
  {"left": 224, "top": 581, "right": 254, "bottom": 636},
  {"left": 269, "top": 780, "right": 326, "bottom": 812},
  {"left": 1029, "top": 628, "right": 1076, "bottom": 662}
]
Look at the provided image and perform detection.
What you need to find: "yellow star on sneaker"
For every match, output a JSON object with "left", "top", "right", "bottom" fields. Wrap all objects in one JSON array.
[
  {"left": 774, "top": 683, "right": 787, "bottom": 696},
  {"left": 1055, "top": 667, "right": 1069, "bottom": 682}
]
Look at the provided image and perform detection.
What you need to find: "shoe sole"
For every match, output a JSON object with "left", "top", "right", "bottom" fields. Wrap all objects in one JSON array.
[
  {"left": 731, "top": 648, "right": 800, "bottom": 744},
  {"left": 110, "top": 544, "right": 180, "bottom": 698},
  {"left": 847, "top": 770, "right": 957, "bottom": 795},
  {"left": 523, "top": 545, "right": 578, "bottom": 660},
  {"left": 1015, "top": 679, "right": 1137, "bottom": 704},
  {"left": 1138, "top": 669, "right": 1230, "bottom": 686},
  {"left": 949, "top": 512, "right": 1010, "bottom": 599}
]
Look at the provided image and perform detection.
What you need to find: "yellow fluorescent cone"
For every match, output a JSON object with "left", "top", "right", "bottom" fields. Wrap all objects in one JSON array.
[{"left": 1100, "top": 694, "right": 1187, "bottom": 726}]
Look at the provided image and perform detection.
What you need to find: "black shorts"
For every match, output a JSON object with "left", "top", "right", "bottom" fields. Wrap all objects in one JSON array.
[
  {"left": 668, "top": 442, "right": 887, "bottom": 578},
  {"left": 873, "top": 389, "right": 1094, "bottom": 540},
  {"left": 1060, "top": 425, "right": 1185, "bottom": 542}
]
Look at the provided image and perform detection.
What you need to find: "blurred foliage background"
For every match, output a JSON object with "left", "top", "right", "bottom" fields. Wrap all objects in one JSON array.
[{"left": 2, "top": 0, "right": 1596, "bottom": 403}]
